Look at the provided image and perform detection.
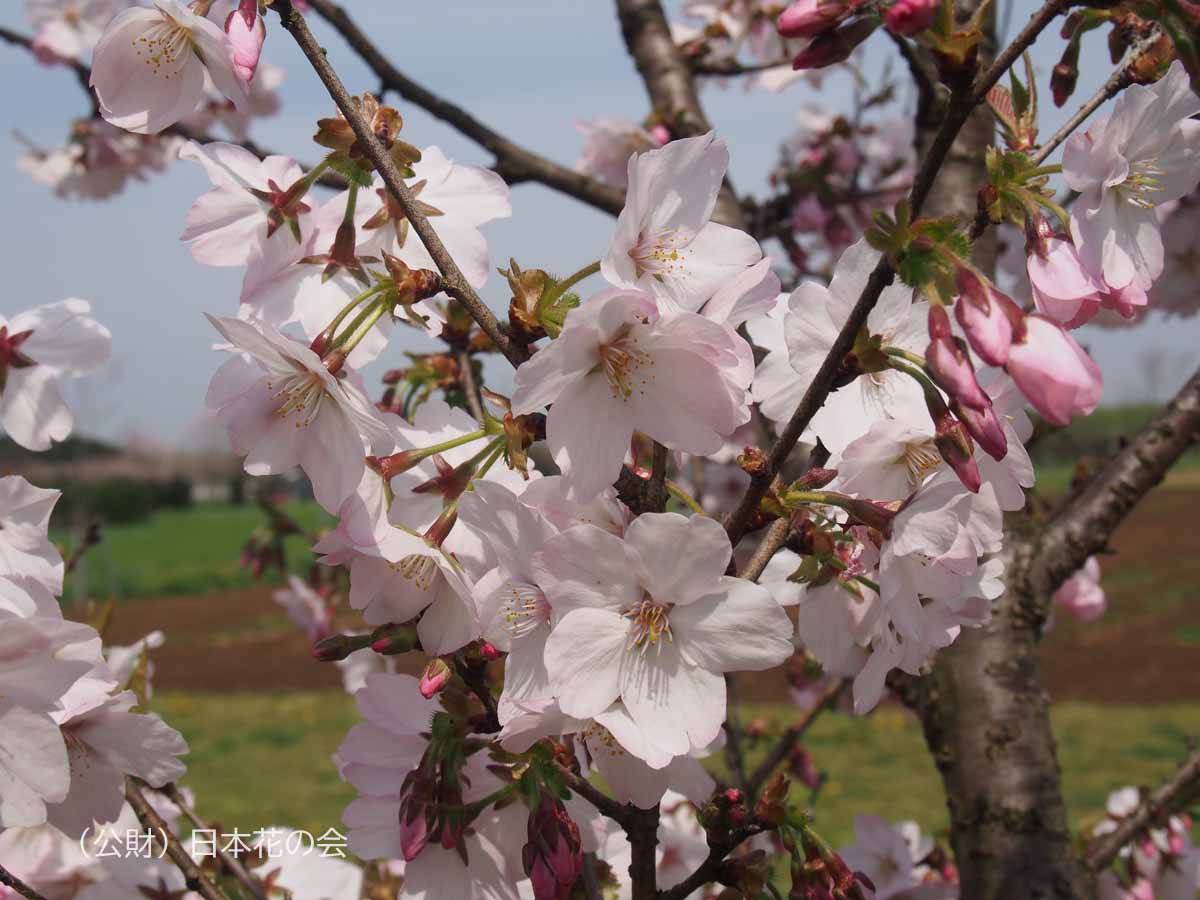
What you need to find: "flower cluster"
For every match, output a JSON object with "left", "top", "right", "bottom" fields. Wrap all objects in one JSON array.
[{"left": 1094, "top": 787, "right": 1200, "bottom": 900}]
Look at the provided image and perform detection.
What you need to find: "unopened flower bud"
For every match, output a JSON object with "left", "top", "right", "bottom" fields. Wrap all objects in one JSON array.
[
  {"left": 953, "top": 268, "right": 1022, "bottom": 368},
  {"left": 224, "top": 0, "right": 266, "bottom": 83},
  {"left": 952, "top": 398, "right": 1008, "bottom": 461},
  {"left": 419, "top": 658, "right": 452, "bottom": 699},
  {"left": 522, "top": 793, "right": 583, "bottom": 900},
  {"left": 777, "top": 0, "right": 850, "bottom": 38},
  {"left": 883, "top": 0, "right": 936, "bottom": 34},
  {"left": 755, "top": 771, "right": 792, "bottom": 825},
  {"left": 370, "top": 623, "right": 420, "bottom": 655},
  {"left": 791, "top": 19, "right": 875, "bottom": 70},
  {"left": 312, "top": 632, "right": 373, "bottom": 662},
  {"left": 480, "top": 641, "right": 500, "bottom": 661},
  {"left": 648, "top": 123, "right": 672, "bottom": 146},
  {"left": 930, "top": 398, "right": 982, "bottom": 493},
  {"left": 738, "top": 446, "right": 770, "bottom": 478}
]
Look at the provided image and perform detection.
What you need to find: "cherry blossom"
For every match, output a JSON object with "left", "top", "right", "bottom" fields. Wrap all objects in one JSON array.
[
  {"left": 1053, "top": 556, "right": 1106, "bottom": 623},
  {"left": 47, "top": 688, "right": 188, "bottom": 838},
  {"left": 204, "top": 314, "right": 391, "bottom": 512},
  {"left": 601, "top": 133, "right": 763, "bottom": 313},
  {"left": 274, "top": 575, "right": 333, "bottom": 641},
  {"left": 91, "top": 0, "right": 249, "bottom": 134},
  {"left": 537, "top": 512, "right": 793, "bottom": 756},
  {"left": 0, "top": 476, "right": 65, "bottom": 595},
  {"left": 839, "top": 815, "right": 931, "bottom": 899},
  {"left": 354, "top": 147, "right": 512, "bottom": 289},
  {"left": 1063, "top": 60, "right": 1200, "bottom": 291},
  {"left": 25, "top": 0, "right": 122, "bottom": 62},
  {"left": 766, "top": 239, "right": 927, "bottom": 452},
  {"left": 178, "top": 140, "right": 312, "bottom": 295},
  {"left": 575, "top": 118, "right": 667, "bottom": 188},
  {"left": 511, "top": 287, "right": 752, "bottom": 501},
  {"left": 248, "top": 828, "right": 364, "bottom": 900},
  {"left": 17, "top": 120, "right": 176, "bottom": 200},
  {"left": 0, "top": 614, "right": 97, "bottom": 828},
  {"left": 0, "top": 300, "right": 112, "bottom": 452}
]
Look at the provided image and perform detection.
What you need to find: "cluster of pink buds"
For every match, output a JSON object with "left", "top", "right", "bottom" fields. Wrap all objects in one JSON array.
[
  {"left": 936, "top": 266, "right": 1102, "bottom": 429},
  {"left": 522, "top": 791, "right": 584, "bottom": 900},
  {"left": 788, "top": 825, "right": 876, "bottom": 900},
  {"left": 776, "top": 0, "right": 937, "bottom": 70}
]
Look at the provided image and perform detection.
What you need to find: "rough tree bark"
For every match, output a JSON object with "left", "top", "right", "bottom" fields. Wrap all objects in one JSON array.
[{"left": 899, "top": 4, "right": 1093, "bottom": 898}]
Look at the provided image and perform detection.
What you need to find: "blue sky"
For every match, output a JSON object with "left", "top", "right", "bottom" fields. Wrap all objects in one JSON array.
[{"left": 1, "top": 1, "right": 1194, "bottom": 445}]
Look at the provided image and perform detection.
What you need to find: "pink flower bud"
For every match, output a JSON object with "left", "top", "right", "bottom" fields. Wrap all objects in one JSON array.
[
  {"left": 419, "top": 658, "right": 452, "bottom": 698},
  {"left": 648, "top": 123, "right": 671, "bottom": 146},
  {"left": 883, "top": 0, "right": 937, "bottom": 35},
  {"left": 1005, "top": 315, "right": 1103, "bottom": 426},
  {"left": 777, "top": 0, "right": 850, "bottom": 38},
  {"left": 926, "top": 305, "right": 991, "bottom": 412},
  {"left": 954, "top": 269, "right": 1020, "bottom": 366},
  {"left": 480, "top": 641, "right": 500, "bottom": 661},
  {"left": 522, "top": 794, "right": 583, "bottom": 900},
  {"left": 791, "top": 19, "right": 875, "bottom": 70},
  {"left": 1053, "top": 557, "right": 1105, "bottom": 622},
  {"left": 953, "top": 399, "right": 1008, "bottom": 461},
  {"left": 225, "top": 0, "right": 266, "bottom": 84}
]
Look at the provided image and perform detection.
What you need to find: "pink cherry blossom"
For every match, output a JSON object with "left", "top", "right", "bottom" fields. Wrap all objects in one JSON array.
[
  {"left": 0, "top": 300, "right": 112, "bottom": 452},
  {"left": 17, "top": 120, "right": 176, "bottom": 201},
  {"left": 1063, "top": 60, "right": 1200, "bottom": 291},
  {"left": 575, "top": 118, "right": 665, "bottom": 189},
  {"left": 47, "top": 689, "right": 188, "bottom": 838},
  {"left": 204, "top": 315, "right": 391, "bottom": 513},
  {"left": 90, "top": 0, "right": 249, "bottom": 135},
  {"left": 355, "top": 147, "right": 512, "bottom": 289},
  {"left": 839, "top": 815, "right": 928, "bottom": 899},
  {"left": 1005, "top": 315, "right": 1103, "bottom": 426},
  {"left": 1053, "top": 556, "right": 1105, "bottom": 623},
  {"left": 178, "top": 140, "right": 312, "bottom": 292},
  {"left": 536, "top": 512, "right": 793, "bottom": 756},
  {"left": 601, "top": 133, "right": 763, "bottom": 313},
  {"left": 768, "top": 239, "right": 927, "bottom": 452},
  {"left": 26, "top": 0, "right": 122, "bottom": 62},
  {"left": 274, "top": 575, "right": 333, "bottom": 642},
  {"left": 0, "top": 614, "right": 97, "bottom": 828},
  {"left": 0, "top": 477, "right": 64, "bottom": 597},
  {"left": 511, "top": 288, "right": 752, "bottom": 501}
]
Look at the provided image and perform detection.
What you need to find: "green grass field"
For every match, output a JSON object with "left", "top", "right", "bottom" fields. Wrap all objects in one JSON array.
[
  {"left": 56, "top": 502, "right": 331, "bottom": 601},
  {"left": 152, "top": 691, "right": 1200, "bottom": 848}
]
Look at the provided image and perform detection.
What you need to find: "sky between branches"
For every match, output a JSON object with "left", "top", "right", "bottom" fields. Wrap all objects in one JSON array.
[{"left": 1, "top": 0, "right": 1194, "bottom": 445}]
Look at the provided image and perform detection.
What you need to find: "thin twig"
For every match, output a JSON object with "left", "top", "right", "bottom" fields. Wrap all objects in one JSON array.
[
  {"left": 457, "top": 350, "right": 486, "bottom": 422},
  {"left": 125, "top": 778, "right": 229, "bottom": 900},
  {"left": 455, "top": 655, "right": 501, "bottom": 734},
  {"left": 723, "top": 674, "right": 751, "bottom": 792},
  {"left": 1085, "top": 748, "right": 1200, "bottom": 872},
  {"left": 272, "top": 0, "right": 528, "bottom": 367},
  {"left": 558, "top": 765, "right": 634, "bottom": 828},
  {"left": 1033, "top": 69, "right": 1134, "bottom": 164},
  {"left": 657, "top": 822, "right": 769, "bottom": 900},
  {"left": 722, "top": 0, "right": 1072, "bottom": 549},
  {"left": 302, "top": 0, "right": 625, "bottom": 216},
  {"left": 690, "top": 56, "right": 791, "bottom": 76},
  {"left": 158, "top": 783, "right": 267, "bottom": 900},
  {"left": 737, "top": 515, "right": 791, "bottom": 582},
  {"left": 0, "top": 865, "right": 51, "bottom": 900},
  {"left": 747, "top": 680, "right": 847, "bottom": 794},
  {"left": 646, "top": 442, "right": 669, "bottom": 513}
]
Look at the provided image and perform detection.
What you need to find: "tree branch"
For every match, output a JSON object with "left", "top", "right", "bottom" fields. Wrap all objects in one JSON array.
[
  {"left": 0, "top": 865, "right": 51, "bottom": 900},
  {"left": 722, "top": 0, "right": 1071, "bottom": 549},
  {"left": 1085, "top": 748, "right": 1200, "bottom": 872},
  {"left": 1025, "top": 366, "right": 1200, "bottom": 608},
  {"left": 125, "top": 777, "right": 229, "bottom": 900},
  {"left": 614, "top": 0, "right": 746, "bottom": 229},
  {"left": 158, "top": 783, "right": 267, "bottom": 900},
  {"left": 627, "top": 804, "right": 660, "bottom": 900},
  {"left": 656, "top": 822, "right": 769, "bottom": 900},
  {"left": 747, "top": 679, "right": 846, "bottom": 794},
  {"left": 1033, "top": 65, "right": 1135, "bottom": 165},
  {"left": 646, "top": 442, "right": 669, "bottom": 513},
  {"left": 302, "top": 0, "right": 625, "bottom": 216},
  {"left": 273, "top": 0, "right": 529, "bottom": 367}
]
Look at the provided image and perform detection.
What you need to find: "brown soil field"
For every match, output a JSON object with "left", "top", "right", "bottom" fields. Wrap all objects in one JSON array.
[{"left": 104, "top": 489, "right": 1200, "bottom": 703}]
